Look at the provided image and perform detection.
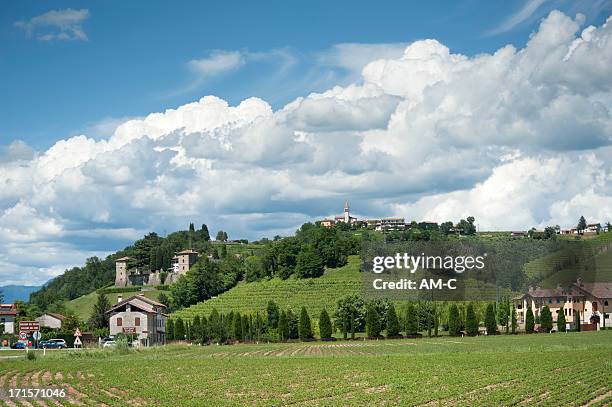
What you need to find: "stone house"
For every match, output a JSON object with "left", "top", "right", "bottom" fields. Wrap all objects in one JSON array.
[{"left": 106, "top": 295, "right": 167, "bottom": 346}]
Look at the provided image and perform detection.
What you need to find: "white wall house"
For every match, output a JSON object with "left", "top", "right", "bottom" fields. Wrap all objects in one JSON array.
[{"left": 0, "top": 304, "right": 17, "bottom": 334}]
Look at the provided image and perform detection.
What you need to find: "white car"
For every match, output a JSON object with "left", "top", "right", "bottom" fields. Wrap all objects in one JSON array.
[{"left": 103, "top": 341, "right": 116, "bottom": 348}]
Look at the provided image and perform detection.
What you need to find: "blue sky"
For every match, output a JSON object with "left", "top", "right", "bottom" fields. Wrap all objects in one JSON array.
[
  {"left": 2, "top": 0, "right": 610, "bottom": 149},
  {"left": 0, "top": 1, "right": 611, "bottom": 285}
]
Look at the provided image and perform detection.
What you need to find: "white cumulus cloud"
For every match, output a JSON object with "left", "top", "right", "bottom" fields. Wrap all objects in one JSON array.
[{"left": 1, "top": 10, "right": 611, "bottom": 284}]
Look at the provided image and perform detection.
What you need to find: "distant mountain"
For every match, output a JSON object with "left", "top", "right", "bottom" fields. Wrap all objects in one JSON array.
[{"left": 0, "top": 285, "right": 42, "bottom": 303}]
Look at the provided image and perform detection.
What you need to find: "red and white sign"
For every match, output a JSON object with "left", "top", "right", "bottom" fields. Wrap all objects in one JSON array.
[
  {"left": 122, "top": 327, "right": 136, "bottom": 334},
  {"left": 18, "top": 331, "right": 27, "bottom": 341},
  {"left": 74, "top": 328, "right": 82, "bottom": 337},
  {"left": 18, "top": 321, "right": 40, "bottom": 333}
]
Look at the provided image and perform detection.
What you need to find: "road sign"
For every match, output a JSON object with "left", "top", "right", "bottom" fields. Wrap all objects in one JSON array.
[
  {"left": 18, "top": 321, "right": 40, "bottom": 333},
  {"left": 74, "top": 336, "right": 82, "bottom": 348},
  {"left": 122, "top": 327, "right": 136, "bottom": 334},
  {"left": 74, "top": 328, "right": 82, "bottom": 337},
  {"left": 19, "top": 331, "right": 27, "bottom": 340},
  {"left": 32, "top": 331, "right": 41, "bottom": 341}
]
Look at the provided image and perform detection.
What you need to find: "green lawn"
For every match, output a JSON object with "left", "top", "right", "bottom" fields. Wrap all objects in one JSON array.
[
  {"left": 1, "top": 331, "right": 611, "bottom": 406},
  {"left": 66, "top": 288, "right": 170, "bottom": 321},
  {"left": 171, "top": 255, "right": 362, "bottom": 322}
]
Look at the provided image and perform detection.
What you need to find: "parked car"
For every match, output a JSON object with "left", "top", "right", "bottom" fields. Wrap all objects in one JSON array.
[
  {"left": 40, "top": 339, "right": 67, "bottom": 349},
  {"left": 103, "top": 340, "right": 116, "bottom": 348},
  {"left": 11, "top": 341, "right": 26, "bottom": 349}
]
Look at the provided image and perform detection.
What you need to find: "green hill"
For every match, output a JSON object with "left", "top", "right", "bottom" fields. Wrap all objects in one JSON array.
[
  {"left": 524, "top": 233, "right": 612, "bottom": 288},
  {"left": 171, "top": 255, "right": 362, "bottom": 321},
  {"left": 66, "top": 287, "right": 170, "bottom": 321}
]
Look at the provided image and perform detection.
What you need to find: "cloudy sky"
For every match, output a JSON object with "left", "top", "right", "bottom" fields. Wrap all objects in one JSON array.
[{"left": 1, "top": 1, "right": 611, "bottom": 285}]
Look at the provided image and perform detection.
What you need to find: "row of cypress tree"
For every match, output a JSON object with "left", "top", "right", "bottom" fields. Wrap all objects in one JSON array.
[{"left": 167, "top": 301, "right": 581, "bottom": 344}]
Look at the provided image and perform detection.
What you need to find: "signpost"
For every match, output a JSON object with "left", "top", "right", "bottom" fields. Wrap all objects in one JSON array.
[
  {"left": 74, "top": 328, "right": 82, "bottom": 349},
  {"left": 18, "top": 321, "right": 40, "bottom": 333},
  {"left": 18, "top": 331, "right": 27, "bottom": 341}
]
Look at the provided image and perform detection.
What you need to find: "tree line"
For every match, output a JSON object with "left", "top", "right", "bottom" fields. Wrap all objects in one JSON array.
[{"left": 168, "top": 295, "right": 572, "bottom": 345}]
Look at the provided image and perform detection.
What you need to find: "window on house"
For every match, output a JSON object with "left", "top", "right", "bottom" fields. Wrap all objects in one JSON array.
[
  {"left": 117, "top": 317, "right": 123, "bottom": 326},
  {"left": 605, "top": 301, "right": 609, "bottom": 306},
  {"left": 135, "top": 317, "right": 140, "bottom": 326},
  {"left": 548, "top": 299, "right": 552, "bottom": 304},
  {"left": 556, "top": 298, "right": 560, "bottom": 304}
]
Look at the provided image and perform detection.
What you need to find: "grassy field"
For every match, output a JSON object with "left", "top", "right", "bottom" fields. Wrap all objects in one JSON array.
[
  {"left": 1, "top": 331, "right": 611, "bottom": 406},
  {"left": 171, "top": 255, "right": 362, "bottom": 321},
  {"left": 65, "top": 288, "right": 170, "bottom": 321}
]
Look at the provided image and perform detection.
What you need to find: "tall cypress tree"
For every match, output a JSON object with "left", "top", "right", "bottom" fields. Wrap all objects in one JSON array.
[
  {"left": 278, "top": 310, "right": 288, "bottom": 341},
  {"left": 192, "top": 316, "right": 202, "bottom": 341},
  {"left": 366, "top": 304, "right": 381, "bottom": 338},
  {"left": 448, "top": 304, "right": 460, "bottom": 336},
  {"left": 405, "top": 304, "right": 418, "bottom": 336},
  {"left": 201, "top": 224, "right": 211, "bottom": 241},
  {"left": 526, "top": 308, "right": 535, "bottom": 333},
  {"left": 287, "top": 309, "right": 299, "bottom": 339},
  {"left": 319, "top": 308, "right": 333, "bottom": 339},
  {"left": 540, "top": 306, "right": 553, "bottom": 333},
  {"left": 89, "top": 292, "right": 111, "bottom": 330},
  {"left": 166, "top": 319, "right": 175, "bottom": 340},
  {"left": 200, "top": 315, "right": 209, "bottom": 344},
  {"left": 299, "top": 307, "right": 313, "bottom": 340},
  {"left": 557, "top": 309, "right": 566, "bottom": 333},
  {"left": 233, "top": 312, "right": 243, "bottom": 341},
  {"left": 485, "top": 303, "right": 497, "bottom": 335},
  {"left": 386, "top": 304, "right": 400, "bottom": 337},
  {"left": 174, "top": 317, "right": 185, "bottom": 340},
  {"left": 574, "top": 310, "right": 581, "bottom": 331},
  {"left": 267, "top": 300, "right": 280, "bottom": 329},
  {"left": 465, "top": 303, "right": 478, "bottom": 336},
  {"left": 511, "top": 305, "right": 517, "bottom": 334}
]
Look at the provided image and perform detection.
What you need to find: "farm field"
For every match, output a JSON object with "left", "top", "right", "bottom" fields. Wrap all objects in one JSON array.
[
  {"left": 1, "top": 331, "right": 611, "bottom": 406},
  {"left": 65, "top": 288, "right": 170, "bottom": 321},
  {"left": 172, "top": 255, "right": 363, "bottom": 321}
]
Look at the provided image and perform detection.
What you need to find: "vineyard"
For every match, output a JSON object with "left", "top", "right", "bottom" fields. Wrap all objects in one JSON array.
[
  {"left": 171, "top": 256, "right": 363, "bottom": 321},
  {"left": 1, "top": 331, "right": 611, "bottom": 406},
  {"left": 524, "top": 233, "right": 612, "bottom": 288}
]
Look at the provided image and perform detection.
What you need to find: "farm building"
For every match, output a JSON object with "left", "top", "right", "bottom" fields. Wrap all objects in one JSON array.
[
  {"left": 35, "top": 312, "right": 67, "bottom": 329},
  {"left": 106, "top": 294, "right": 168, "bottom": 346},
  {"left": 514, "top": 279, "right": 612, "bottom": 330}
]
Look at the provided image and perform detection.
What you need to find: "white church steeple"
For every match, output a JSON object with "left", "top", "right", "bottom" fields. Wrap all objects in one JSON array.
[{"left": 344, "top": 200, "right": 350, "bottom": 223}]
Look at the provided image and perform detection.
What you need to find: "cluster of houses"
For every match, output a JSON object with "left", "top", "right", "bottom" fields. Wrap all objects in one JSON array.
[
  {"left": 558, "top": 223, "right": 608, "bottom": 235},
  {"left": 318, "top": 201, "right": 408, "bottom": 231},
  {"left": 513, "top": 279, "right": 612, "bottom": 331},
  {"left": 511, "top": 223, "right": 609, "bottom": 238}
]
